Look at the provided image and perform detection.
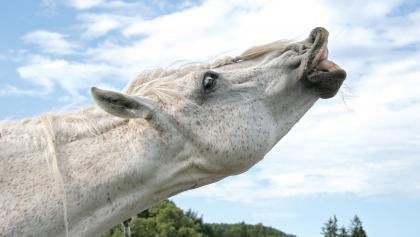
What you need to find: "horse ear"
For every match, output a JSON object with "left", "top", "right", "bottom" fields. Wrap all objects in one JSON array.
[{"left": 91, "top": 87, "right": 157, "bottom": 119}]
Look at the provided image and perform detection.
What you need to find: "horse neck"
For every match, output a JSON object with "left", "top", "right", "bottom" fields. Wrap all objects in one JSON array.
[
  {"left": 1, "top": 107, "right": 221, "bottom": 236},
  {"left": 49, "top": 108, "right": 186, "bottom": 236},
  {"left": 57, "top": 109, "right": 206, "bottom": 236},
  {"left": 0, "top": 108, "right": 179, "bottom": 236}
]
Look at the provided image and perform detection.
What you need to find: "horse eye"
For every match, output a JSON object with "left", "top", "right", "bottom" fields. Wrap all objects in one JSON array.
[{"left": 202, "top": 71, "right": 218, "bottom": 91}]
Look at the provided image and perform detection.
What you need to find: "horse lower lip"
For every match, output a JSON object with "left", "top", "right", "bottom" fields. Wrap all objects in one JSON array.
[
  {"left": 308, "top": 69, "right": 346, "bottom": 82},
  {"left": 305, "top": 69, "right": 347, "bottom": 98}
]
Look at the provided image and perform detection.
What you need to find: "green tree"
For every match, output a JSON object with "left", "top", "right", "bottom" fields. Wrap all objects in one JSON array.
[
  {"left": 102, "top": 200, "right": 295, "bottom": 237},
  {"left": 185, "top": 209, "right": 204, "bottom": 227},
  {"left": 321, "top": 215, "right": 339, "bottom": 237},
  {"left": 202, "top": 223, "right": 293, "bottom": 237},
  {"left": 132, "top": 200, "right": 202, "bottom": 237},
  {"left": 349, "top": 215, "right": 367, "bottom": 237},
  {"left": 102, "top": 200, "right": 202, "bottom": 237},
  {"left": 338, "top": 226, "right": 349, "bottom": 237}
]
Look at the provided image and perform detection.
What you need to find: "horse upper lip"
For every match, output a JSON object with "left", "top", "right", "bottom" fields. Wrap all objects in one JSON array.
[
  {"left": 314, "top": 47, "right": 341, "bottom": 73},
  {"left": 306, "top": 27, "right": 341, "bottom": 73},
  {"left": 302, "top": 27, "right": 347, "bottom": 99}
]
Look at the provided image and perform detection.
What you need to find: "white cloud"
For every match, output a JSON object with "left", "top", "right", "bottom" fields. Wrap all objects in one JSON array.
[
  {"left": 78, "top": 13, "right": 125, "bottom": 38},
  {"left": 65, "top": 0, "right": 192, "bottom": 14},
  {"left": 17, "top": 55, "right": 128, "bottom": 95},
  {"left": 0, "top": 85, "right": 48, "bottom": 97},
  {"left": 22, "top": 31, "right": 77, "bottom": 55},
  {"left": 11, "top": 0, "right": 420, "bottom": 201},
  {"left": 66, "top": 0, "right": 105, "bottom": 10}
]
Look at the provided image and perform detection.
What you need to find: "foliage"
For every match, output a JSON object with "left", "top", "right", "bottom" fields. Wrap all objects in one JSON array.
[
  {"left": 321, "top": 215, "right": 338, "bottom": 237},
  {"left": 202, "top": 222, "right": 294, "bottom": 237},
  {"left": 338, "top": 226, "right": 349, "bottom": 237},
  {"left": 349, "top": 216, "right": 367, "bottom": 237},
  {"left": 321, "top": 215, "right": 367, "bottom": 237},
  {"left": 101, "top": 200, "right": 295, "bottom": 237},
  {"left": 102, "top": 200, "right": 202, "bottom": 237}
]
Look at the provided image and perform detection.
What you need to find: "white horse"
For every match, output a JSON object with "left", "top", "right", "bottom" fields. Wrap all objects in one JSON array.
[{"left": 0, "top": 27, "right": 346, "bottom": 236}]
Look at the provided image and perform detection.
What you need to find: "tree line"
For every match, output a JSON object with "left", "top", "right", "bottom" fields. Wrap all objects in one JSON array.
[
  {"left": 321, "top": 215, "right": 367, "bottom": 237},
  {"left": 101, "top": 200, "right": 294, "bottom": 237},
  {"left": 102, "top": 200, "right": 367, "bottom": 237}
]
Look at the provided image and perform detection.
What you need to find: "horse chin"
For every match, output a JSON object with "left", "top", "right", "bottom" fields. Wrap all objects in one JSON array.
[{"left": 303, "top": 27, "right": 347, "bottom": 99}]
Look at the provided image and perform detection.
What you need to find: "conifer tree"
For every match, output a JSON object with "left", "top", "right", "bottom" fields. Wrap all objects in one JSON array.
[
  {"left": 349, "top": 215, "right": 367, "bottom": 237},
  {"left": 321, "top": 215, "right": 338, "bottom": 237},
  {"left": 338, "top": 226, "right": 349, "bottom": 237}
]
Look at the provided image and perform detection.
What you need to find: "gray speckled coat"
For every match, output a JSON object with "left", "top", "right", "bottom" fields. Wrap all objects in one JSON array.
[{"left": 0, "top": 27, "right": 345, "bottom": 236}]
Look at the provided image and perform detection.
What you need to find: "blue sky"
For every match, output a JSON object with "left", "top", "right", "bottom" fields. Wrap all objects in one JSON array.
[{"left": 1, "top": 0, "right": 420, "bottom": 236}]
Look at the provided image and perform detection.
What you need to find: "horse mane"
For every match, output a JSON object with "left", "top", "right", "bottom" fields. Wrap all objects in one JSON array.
[{"left": 123, "top": 40, "right": 290, "bottom": 104}]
